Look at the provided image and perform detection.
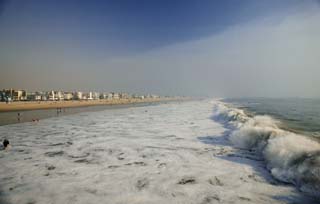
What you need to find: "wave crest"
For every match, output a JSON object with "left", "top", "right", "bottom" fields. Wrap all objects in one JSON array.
[{"left": 212, "top": 100, "right": 320, "bottom": 198}]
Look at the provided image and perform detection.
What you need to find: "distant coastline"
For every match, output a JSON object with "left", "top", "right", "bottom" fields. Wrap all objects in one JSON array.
[{"left": 0, "top": 97, "right": 183, "bottom": 112}]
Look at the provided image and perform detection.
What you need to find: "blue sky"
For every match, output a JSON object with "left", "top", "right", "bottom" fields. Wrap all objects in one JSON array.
[
  {"left": 1, "top": 0, "right": 320, "bottom": 97},
  {"left": 0, "top": 0, "right": 295, "bottom": 55}
]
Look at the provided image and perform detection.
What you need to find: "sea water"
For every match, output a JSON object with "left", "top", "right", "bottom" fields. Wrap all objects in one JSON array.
[
  {"left": 224, "top": 98, "right": 320, "bottom": 137},
  {"left": 215, "top": 98, "right": 320, "bottom": 198},
  {"left": 0, "top": 100, "right": 318, "bottom": 204}
]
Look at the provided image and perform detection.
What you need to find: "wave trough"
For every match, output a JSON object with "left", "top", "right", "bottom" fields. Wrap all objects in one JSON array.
[{"left": 212, "top": 100, "right": 320, "bottom": 198}]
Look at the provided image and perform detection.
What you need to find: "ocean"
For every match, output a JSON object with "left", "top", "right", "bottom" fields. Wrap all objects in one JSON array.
[
  {"left": 214, "top": 98, "right": 320, "bottom": 198},
  {"left": 224, "top": 98, "right": 320, "bottom": 138},
  {"left": 0, "top": 99, "right": 318, "bottom": 204}
]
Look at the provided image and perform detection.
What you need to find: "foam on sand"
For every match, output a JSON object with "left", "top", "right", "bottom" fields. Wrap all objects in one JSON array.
[{"left": 0, "top": 100, "right": 317, "bottom": 204}]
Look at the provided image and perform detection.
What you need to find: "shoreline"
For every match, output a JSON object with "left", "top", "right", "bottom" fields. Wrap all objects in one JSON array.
[{"left": 0, "top": 98, "right": 182, "bottom": 112}]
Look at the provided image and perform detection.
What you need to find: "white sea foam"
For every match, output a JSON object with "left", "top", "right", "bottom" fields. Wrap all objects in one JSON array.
[
  {"left": 212, "top": 100, "right": 320, "bottom": 198},
  {"left": 0, "top": 100, "right": 316, "bottom": 204}
]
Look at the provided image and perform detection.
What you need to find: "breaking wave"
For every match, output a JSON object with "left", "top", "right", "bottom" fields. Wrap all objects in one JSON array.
[{"left": 212, "top": 100, "right": 320, "bottom": 198}]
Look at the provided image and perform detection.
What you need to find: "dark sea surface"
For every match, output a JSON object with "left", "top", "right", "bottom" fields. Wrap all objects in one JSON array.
[{"left": 223, "top": 98, "right": 320, "bottom": 138}]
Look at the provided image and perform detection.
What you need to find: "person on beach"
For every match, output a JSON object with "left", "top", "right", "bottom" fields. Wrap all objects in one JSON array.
[{"left": 2, "top": 139, "right": 10, "bottom": 150}]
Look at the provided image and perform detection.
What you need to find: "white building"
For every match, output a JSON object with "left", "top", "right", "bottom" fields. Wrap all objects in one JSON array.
[
  {"left": 120, "top": 93, "right": 129, "bottom": 99},
  {"left": 100, "top": 93, "right": 107, "bottom": 99},
  {"left": 28, "top": 92, "right": 42, "bottom": 101},
  {"left": 74, "top": 92, "right": 83, "bottom": 100},
  {"left": 56, "top": 91, "right": 64, "bottom": 101},
  {"left": 47, "top": 91, "right": 64, "bottom": 101},
  {"left": 87, "top": 92, "right": 93, "bottom": 100},
  {"left": 113, "top": 93, "right": 120, "bottom": 100},
  {"left": 48, "top": 91, "right": 56, "bottom": 101},
  {"left": 64, "top": 92, "right": 73, "bottom": 100},
  {"left": 13, "top": 90, "right": 27, "bottom": 101},
  {"left": 93, "top": 92, "right": 100, "bottom": 100},
  {"left": 107, "top": 93, "right": 113, "bottom": 100},
  {"left": 41, "top": 95, "right": 47, "bottom": 101}
]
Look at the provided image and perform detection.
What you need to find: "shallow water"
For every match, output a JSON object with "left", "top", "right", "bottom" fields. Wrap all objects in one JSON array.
[
  {"left": 0, "top": 100, "right": 316, "bottom": 204},
  {"left": 0, "top": 101, "right": 165, "bottom": 126}
]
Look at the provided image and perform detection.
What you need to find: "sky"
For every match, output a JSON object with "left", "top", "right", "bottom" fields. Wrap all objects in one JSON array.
[{"left": 0, "top": 0, "right": 320, "bottom": 97}]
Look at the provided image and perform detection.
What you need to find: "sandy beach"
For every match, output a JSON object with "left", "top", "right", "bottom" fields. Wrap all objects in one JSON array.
[{"left": 0, "top": 98, "right": 178, "bottom": 112}]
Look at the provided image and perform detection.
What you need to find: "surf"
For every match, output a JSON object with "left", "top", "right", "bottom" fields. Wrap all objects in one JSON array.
[{"left": 212, "top": 100, "right": 320, "bottom": 198}]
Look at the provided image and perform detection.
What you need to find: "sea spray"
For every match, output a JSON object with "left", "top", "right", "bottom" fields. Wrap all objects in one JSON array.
[{"left": 212, "top": 100, "right": 320, "bottom": 198}]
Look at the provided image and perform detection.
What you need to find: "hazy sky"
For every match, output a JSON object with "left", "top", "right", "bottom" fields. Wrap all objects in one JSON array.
[{"left": 1, "top": 0, "right": 320, "bottom": 97}]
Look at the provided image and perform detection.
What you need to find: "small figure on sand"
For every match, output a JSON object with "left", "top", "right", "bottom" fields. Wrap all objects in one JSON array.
[
  {"left": 57, "top": 107, "right": 62, "bottom": 114},
  {"left": 2, "top": 139, "right": 10, "bottom": 150},
  {"left": 17, "top": 112, "right": 21, "bottom": 122}
]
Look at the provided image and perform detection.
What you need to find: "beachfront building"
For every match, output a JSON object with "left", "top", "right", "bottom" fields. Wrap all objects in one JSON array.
[
  {"left": 81, "top": 92, "right": 92, "bottom": 100},
  {"left": 13, "top": 90, "right": 27, "bottom": 101},
  {"left": 0, "top": 90, "right": 6, "bottom": 102},
  {"left": 100, "top": 93, "right": 108, "bottom": 99},
  {"left": 47, "top": 91, "right": 63, "bottom": 100},
  {"left": 56, "top": 91, "right": 64, "bottom": 101},
  {"left": 107, "top": 93, "right": 113, "bottom": 100},
  {"left": 27, "top": 92, "right": 41, "bottom": 101},
  {"left": 113, "top": 93, "right": 120, "bottom": 100},
  {"left": 48, "top": 91, "right": 56, "bottom": 101},
  {"left": 88, "top": 92, "right": 93, "bottom": 100},
  {"left": 132, "top": 94, "right": 145, "bottom": 99},
  {"left": 36, "top": 92, "right": 46, "bottom": 101},
  {"left": 64, "top": 92, "right": 74, "bottom": 100},
  {"left": 34, "top": 92, "right": 47, "bottom": 101},
  {"left": 74, "top": 91, "right": 83, "bottom": 100},
  {"left": 120, "top": 92, "right": 129, "bottom": 99},
  {"left": 3, "top": 89, "right": 14, "bottom": 101},
  {"left": 93, "top": 92, "right": 100, "bottom": 100},
  {"left": 41, "top": 94, "right": 47, "bottom": 101}
]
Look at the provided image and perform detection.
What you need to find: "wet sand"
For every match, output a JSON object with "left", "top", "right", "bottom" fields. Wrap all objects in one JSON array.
[
  {"left": 0, "top": 99, "right": 182, "bottom": 126},
  {"left": 0, "top": 98, "right": 178, "bottom": 112}
]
